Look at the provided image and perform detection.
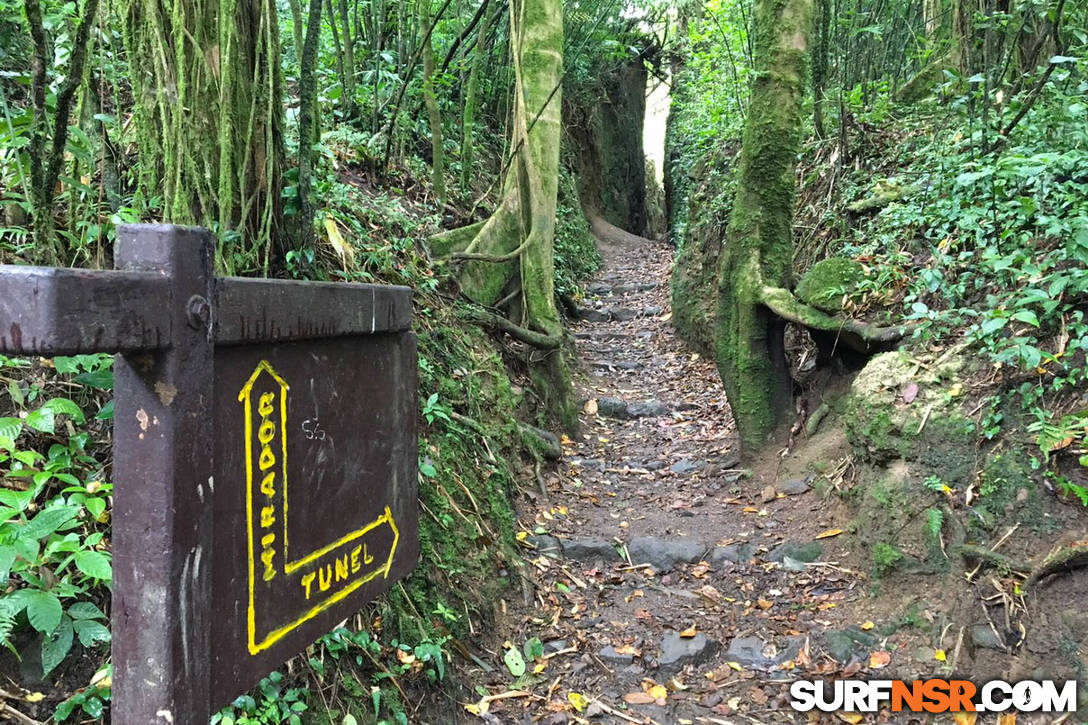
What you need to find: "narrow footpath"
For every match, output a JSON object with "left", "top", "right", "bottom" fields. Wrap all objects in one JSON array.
[{"left": 474, "top": 235, "right": 877, "bottom": 724}]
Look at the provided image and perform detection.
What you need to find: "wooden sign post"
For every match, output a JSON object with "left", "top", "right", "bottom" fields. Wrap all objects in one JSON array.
[{"left": 0, "top": 225, "right": 420, "bottom": 723}]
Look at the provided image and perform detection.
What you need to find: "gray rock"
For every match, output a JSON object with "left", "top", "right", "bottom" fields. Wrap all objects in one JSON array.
[
  {"left": 581, "top": 308, "right": 611, "bottom": 323},
  {"left": 596, "top": 397, "right": 629, "bottom": 418},
  {"left": 628, "top": 537, "right": 705, "bottom": 572},
  {"left": 970, "top": 623, "right": 1006, "bottom": 650},
  {"left": 590, "top": 360, "right": 643, "bottom": 371},
  {"left": 823, "top": 628, "right": 878, "bottom": 663},
  {"left": 560, "top": 538, "right": 621, "bottom": 562},
  {"left": 781, "top": 478, "right": 812, "bottom": 495},
  {"left": 627, "top": 400, "right": 671, "bottom": 418},
  {"left": 645, "top": 460, "right": 667, "bottom": 471},
  {"left": 726, "top": 636, "right": 803, "bottom": 671},
  {"left": 527, "top": 535, "right": 562, "bottom": 556},
  {"left": 767, "top": 541, "right": 824, "bottom": 563},
  {"left": 610, "top": 308, "right": 638, "bottom": 322},
  {"left": 642, "top": 305, "right": 664, "bottom": 316},
  {"left": 670, "top": 459, "right": 705, "bottom": 475},
  {"left": 658, "top": 632, "right": 720, "bottom": 673},
  {"left": 598, "top": 645, "right": 634, "bottom": 665},
  {"left": 586, "top": 283, "right": 612, "bottom": 295},
  {"left": 570, "top": 458, "right": 606, "bottom": 471},
  {"left": 710, "top": 543, "right": 756, "bottom": 567},
  {"left": 544, "top": 639, "right": 570, "bottom": 654}
]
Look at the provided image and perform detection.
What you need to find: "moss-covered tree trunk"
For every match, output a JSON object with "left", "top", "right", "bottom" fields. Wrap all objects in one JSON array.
[
  {"left": 715, "top": 0, "right": 813, "bottom": 454},
  {"left": 419, "top": 0, "right": 446, "bottom": 205},
  {"left": 296, "top": 0, "right": 324, "bottom": 253},
  {"left": 337, "top": 0, "right": 357, "bottom": 118},
  {"left": 431, "top": 0, "right": 573, "bottom": 427},
  {"left": 460, "top": 0, "right": 494, "bottom": 192},
  {"left": 122, "top": 0, "right": 286, "bottom": 271}
]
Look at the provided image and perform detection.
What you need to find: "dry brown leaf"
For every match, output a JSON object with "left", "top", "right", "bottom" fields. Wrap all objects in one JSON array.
[
  {"left": 584, "top": 399, "right": 599, "bottom": 416},
  {"left": 756, "top": 598, "right": 774, "bottom": 610},
  {"left": 836, "top": 714, "right": 863, "bottom": 724},
  {"left": 679, "top": 625, "right": 698, "bottom": 638},
  {"left": 869, "top": 650, "right": 891, "bottom": 669},
  {"left": 951, "top": 713, "right": 978, "bottom": 725},
  {"left": 623, "top": 692, "right": 656, "bottom": 705},
  {"left": 816, "top": 528, "right": 844, "bottom": 539},
  {"left": 996, "top": 714, "right": 1016, "bottom": 725}
]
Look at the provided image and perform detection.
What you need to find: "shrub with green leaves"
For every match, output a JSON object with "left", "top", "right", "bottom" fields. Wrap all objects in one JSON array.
[{"left": 0, "top": 353, "right": 113, "bottom": 683}]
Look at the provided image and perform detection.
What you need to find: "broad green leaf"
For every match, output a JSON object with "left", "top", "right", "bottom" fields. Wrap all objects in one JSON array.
[
  {"left": 73, "top": 618, "right": 111, "bottom": 648},
  {"left": 67, "top": 601, "right": 105, "bottom": 621},
  {"left": 41, "top": 398, "right": 85, "bottom": 424},
  {"left": 19, "top": 506, "right": 79, "bottom": 541},
  {"left": 96, "top": 400, "right": 114, "bottom": 420},
  {"left": 503, "top": 645, "right": 526, "bottom": 677},
  {"left": 24, "top": 407, "right": 54, "bottom": 434},
  {"left": 24, "top": 590, "right": 63, "bottom": 633},
  {"left": 523, "top": 636, "right": 544, "bottom": 661},
  {"left": 1011, "top": 309, "right": 1040, "bottom": 327},
  {"left": 0, "top": 548, "right": 15, "bottom": 583},
  {"left": 41, "top": 616, "right": 73, "bottom": 676},
  {"left": 74, "top": 550, "right": 112, "bottom": 581},
  {"left": 0, "top": 417, "right": 22, "bottom": 440},
  {"left": 73, "top": 370, "right": 113, "bottom": 389},
  {"left": 980, "top": 317, "right": 1007, "bottom": 335}
]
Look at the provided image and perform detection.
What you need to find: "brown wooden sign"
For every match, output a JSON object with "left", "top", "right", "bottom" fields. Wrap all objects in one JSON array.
[{"left": 0, "top": 225, "right": 419, "bottom": 723}]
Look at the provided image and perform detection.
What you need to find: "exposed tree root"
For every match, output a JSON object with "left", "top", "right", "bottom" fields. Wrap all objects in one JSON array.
[
  {"left": 954, "top": 544, "right": 1032, "bottom": 575},
  {"left": 759, "top": 285, "right": 909, "bottom": 353},
  {"left": 1025, "top": 544, "right": 1088, "bottom": 589},
  {"left": 464, "top": 307, "right": 563, "bottom": 349}
]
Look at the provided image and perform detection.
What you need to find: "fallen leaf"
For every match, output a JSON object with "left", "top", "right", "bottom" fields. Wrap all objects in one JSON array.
[
  {"left": 584, "top": 399, "right": 599, "bottom": 415},
  {"left": 502, "top": 644, "right": 526, "bottom": 678},
  {"left": 935, "top": 649, "right": 947, "bottom": 661},
  {"left": 860, "top": 621, "right": 874, "bottom": 630},
  {"left": 645, "top": 683, "right": 668, "bottom": 702},
  {"left": 624, "top": 692, "right": 656, "bottom": 704},
  {"left": 869, "top": 651, "right": 891, "bottom": 669},
  {"left": 816, "top": 528, "right": 843, "bottom": 539},
  {"left": 902, "top": 382, "right": 919, "bottom": 403},
  {"left": 756, "top": 598, "right": 774, "bottom": 610},
  {"left": 727, "top": 661, "right": 743, "bottom": 671},
  {"left": 568, "top": 692, "right": 588, "bottom": 712},
  {"left": 679, "top": 625, "right": 698, "bottom": 638},
  {"left": 951, "top": 713, "right": 977, "bottom": 725},
  {"left": 996, "top": 714, "right": 1016, "bottom": 725},
  {"left": 836, "top": 714, "right": 863, "bottom": 724},
  {"left": 25, "top": 693, "right": 45, "bottom": 703}
]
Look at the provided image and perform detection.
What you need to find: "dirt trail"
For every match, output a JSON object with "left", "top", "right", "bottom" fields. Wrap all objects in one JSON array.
[{"left": 473, "top": 235, "right": 881, "bottom": 724}]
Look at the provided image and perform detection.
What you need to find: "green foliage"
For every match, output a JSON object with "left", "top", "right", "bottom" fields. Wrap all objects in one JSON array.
[
  {"left": 0, "top": 354, "right": 113, "bottom": 683},
  {"left": 55, "top": 665, "right": 111, "bottom": 722},
  {"left": 924, "top": 507, "right": 944, "bottom": 550},
  {"left": 872, "top": 541, "right": 904, "bottom": 575},
  {"left": 211, "top": 670, "right": 309, "bottom": 725},
  {"left": 554, "top": 168, "right": 600, "bottom": 298}
]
